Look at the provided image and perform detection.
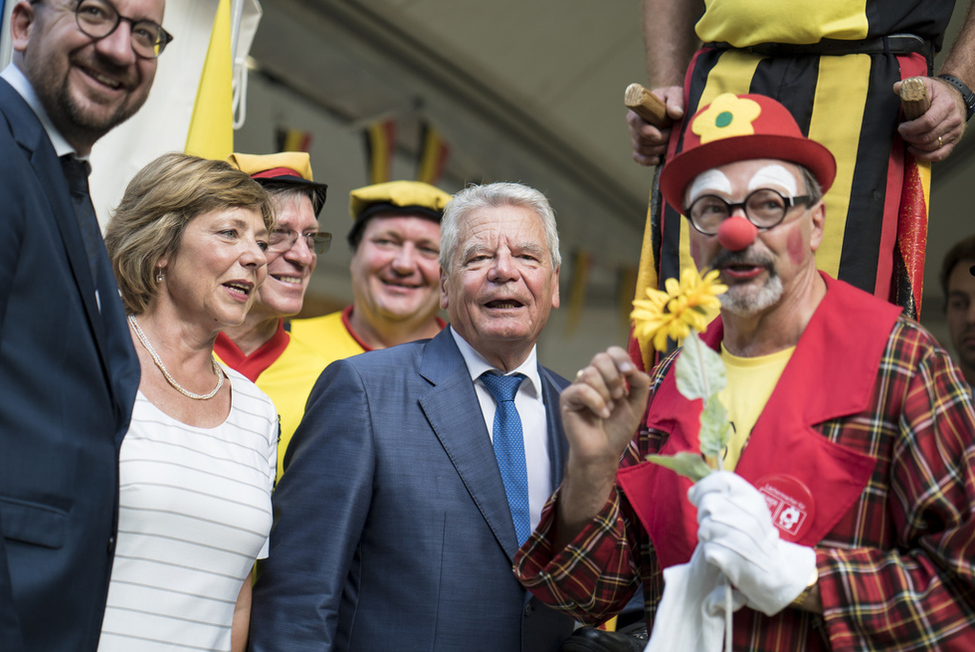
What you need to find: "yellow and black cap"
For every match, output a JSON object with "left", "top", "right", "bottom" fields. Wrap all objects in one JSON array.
[
  {"left": 227, "top": 152, "right": 328, "bottom": 217},
  {"left": 347, "top": 180, "right": 451, "bottom": 249}
]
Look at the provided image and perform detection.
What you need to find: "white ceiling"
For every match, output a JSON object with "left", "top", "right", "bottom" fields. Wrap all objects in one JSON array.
[
  {"left": 246, "top": 0, "right": 649, "bottom": 223},
  {"left": 240, "top": 0, "right": 975, "bottom": 331}
]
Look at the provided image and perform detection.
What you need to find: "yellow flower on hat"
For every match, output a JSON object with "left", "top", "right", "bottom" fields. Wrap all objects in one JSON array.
[
  {"left": 691, "top": 94, "right": 762, "bottom": 145},
  {"left": 631, "top": 267, "right": 726, "bottom": 351}
]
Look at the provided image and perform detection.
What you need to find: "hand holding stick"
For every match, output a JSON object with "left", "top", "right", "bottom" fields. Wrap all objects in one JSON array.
[
  {"left": 900, "top": 77, "right": 932, "bottom": 120},
  {"left": 625, "top": 83, "right": 673, "bottom": 128}
]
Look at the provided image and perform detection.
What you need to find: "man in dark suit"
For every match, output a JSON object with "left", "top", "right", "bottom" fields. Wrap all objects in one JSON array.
[
  {"left": 250, "top": 182, "right": 575, "bottom": 651},
  {"left": 0, "top": 1, "right": 169, "bottom": 650}
]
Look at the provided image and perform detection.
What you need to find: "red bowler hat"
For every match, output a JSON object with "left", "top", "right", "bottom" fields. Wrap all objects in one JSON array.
[{"left": 659, "top": 93, "right": 837, "bottom": 213}]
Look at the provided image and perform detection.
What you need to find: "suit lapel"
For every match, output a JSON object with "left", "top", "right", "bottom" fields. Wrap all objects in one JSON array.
[
  {"left": 539, "top": 366, "right": 569, "bottom": 486},
  {"left": 418, "top": 329, "right": 521, "bottom": 559},
  {"left": 0, "top": 80, "right": 124, "bottom": 418}
]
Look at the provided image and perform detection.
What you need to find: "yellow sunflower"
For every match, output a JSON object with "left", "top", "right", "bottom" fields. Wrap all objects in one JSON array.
[{"left": 631, "top": 267, "right": 726, "bottom": 351}]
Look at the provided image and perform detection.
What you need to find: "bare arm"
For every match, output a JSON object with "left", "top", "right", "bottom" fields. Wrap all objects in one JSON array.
[
  {"left": 644, "top": 0, "right": 704, "bottom": 89},
  {"left": 231, "top": 569, "right": 253, "bottom": 652},
  {"left": 628, "top": 0, "right": 704, "bottom": 165},
  {"left": 897, "top": 0, "right": 975, "bottom": 161},
  {"left": 554, "top": 347, "right": 650, "bottom": 548},
  {"left": 940, "top": 0, "right": 975, "bottom": 85}
]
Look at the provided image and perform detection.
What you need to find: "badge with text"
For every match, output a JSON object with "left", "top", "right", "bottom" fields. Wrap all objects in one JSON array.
[{"left": 756, "top": 475, "right": 815, "bottom": 542}]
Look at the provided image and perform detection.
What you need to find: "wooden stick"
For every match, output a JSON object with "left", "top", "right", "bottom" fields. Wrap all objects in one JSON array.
[
  {"left": 625, "top": 83, "right": 672, "bottom": 128},
  {"left": 900, "top": 77, "right": 931, "bottom": 120}
]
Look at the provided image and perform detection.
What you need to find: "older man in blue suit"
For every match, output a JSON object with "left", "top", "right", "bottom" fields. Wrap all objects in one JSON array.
[
  {"left": 250, "top": 182, "right": 575, "bottom": 651},
  {"left": 0, "top": 1, "right": 169, "bottom": 650}
]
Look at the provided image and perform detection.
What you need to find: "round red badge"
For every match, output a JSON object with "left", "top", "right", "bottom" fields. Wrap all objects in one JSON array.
[{"left": 755, "top": 475, "right": 816, "bottom": 542}]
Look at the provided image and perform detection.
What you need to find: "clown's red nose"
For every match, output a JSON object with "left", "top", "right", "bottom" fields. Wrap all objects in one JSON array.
[{"left": 716, "top": 215, "right": 758, "bottom": 251}]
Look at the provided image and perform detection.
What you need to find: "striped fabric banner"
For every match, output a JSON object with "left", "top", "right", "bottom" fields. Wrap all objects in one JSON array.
[
  {"left": 416, "top": 121, "right": 450, "bottom": 185},
  {"left": 363, "top": 119, "right": 396, "bottom": 185},
  {"left": 565, "top": 249, "right": 593, "bottom": 334},
  {"left": 892, "top": 160, "right": 930, "bottom": 317},
  {"left": 617, "top": 264, "right": 638, "bottom": 336},
  {"left": 890, "top": 55, "right": 932, "bottom": 318},
  {"left": 275, "top": 125, "right": 313, "bottom": 153}
]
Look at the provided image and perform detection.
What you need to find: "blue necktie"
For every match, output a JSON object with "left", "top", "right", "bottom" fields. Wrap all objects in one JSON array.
[{"left": 480, "top": 371, "right": 531, "bottom": 546}]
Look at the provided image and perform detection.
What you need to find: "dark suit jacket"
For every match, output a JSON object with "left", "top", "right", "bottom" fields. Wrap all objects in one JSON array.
[
  {"left": 0, "top": 78, "right": 140, "bottom": 652},
  {"left": 250, "top": 327, "right": 575, "bottom": 651}
]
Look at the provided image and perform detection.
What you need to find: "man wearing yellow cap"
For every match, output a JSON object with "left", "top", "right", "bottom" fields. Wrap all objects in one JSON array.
[
  {"left": 515, "top": 94, "right": 975, "bottom": 651},
  {"left": 289, "top": 180, "right": 451, "bottom": 362},
  {"left": 214, "top": 152, "right": 331, "bottom": 479}
]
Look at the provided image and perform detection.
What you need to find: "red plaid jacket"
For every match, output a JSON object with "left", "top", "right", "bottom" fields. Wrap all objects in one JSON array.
[{"left": 515, "top": 277, "right": 975, "bottom": 651}]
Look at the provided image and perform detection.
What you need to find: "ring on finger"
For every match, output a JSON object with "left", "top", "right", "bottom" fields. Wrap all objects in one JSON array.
[{"left": 938, "top": 135, "right": 944, "bottom": 148}]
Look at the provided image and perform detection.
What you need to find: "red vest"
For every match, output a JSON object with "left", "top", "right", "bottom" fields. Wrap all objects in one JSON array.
[{"left": 619, "top": 274, "right": 903, "bottom": 569}]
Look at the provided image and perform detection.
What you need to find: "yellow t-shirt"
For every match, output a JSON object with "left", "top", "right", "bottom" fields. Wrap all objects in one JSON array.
[
  {"left": 215, "top": 328, "right": 332, "bottom": 481},
  {"left": 717, "top": 345, "right": 795, "bottom": 471},
  {"left": 288, "top": 308, "right": 366, "bottom": 369},
  {"left": 696, "top": 0, "right": 869, "bottom": 47}
]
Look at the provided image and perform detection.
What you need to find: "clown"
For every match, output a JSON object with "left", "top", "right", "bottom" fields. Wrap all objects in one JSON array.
[
  {"left": 514, "top": 93, "right": 975, "bottom": 651},
  {"left": 289, "top": 180, "right": 451, "bottom": 362}
]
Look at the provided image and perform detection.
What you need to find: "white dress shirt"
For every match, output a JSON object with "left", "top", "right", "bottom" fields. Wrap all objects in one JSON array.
[
  {"left": 2, "top": 64, "right": 101, "bottom": 311},
  {"left": 2, "top": 64, "right": 78, "bottom": 158},
  {"left": 450, "top": 327, "right": 553, "bottom": 534}
]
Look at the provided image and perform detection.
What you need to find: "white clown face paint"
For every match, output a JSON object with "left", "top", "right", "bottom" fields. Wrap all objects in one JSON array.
[
  {"left": 747, "top": 164, "right": 799, "bottom": 196},
  {"left": 687, "top": 163, "right": 801, "bottom": 208},
  {"left": 686, "top": 169, "right": 732, "bottom": 207}
]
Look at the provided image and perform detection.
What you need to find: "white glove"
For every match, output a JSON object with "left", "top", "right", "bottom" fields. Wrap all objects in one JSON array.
[
  {"left": 688, "top": 471, "right": 816, "bottom": 617},
  {"left": 644, "top": 545, "right": 745, "bottom": 652}
]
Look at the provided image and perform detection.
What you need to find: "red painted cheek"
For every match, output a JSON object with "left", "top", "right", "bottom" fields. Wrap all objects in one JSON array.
[{"left": 787, "top": 228, "right": 806, "bottom": 264}]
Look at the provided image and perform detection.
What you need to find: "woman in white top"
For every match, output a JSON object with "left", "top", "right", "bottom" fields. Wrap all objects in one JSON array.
[{"left": 100, "top": 153, "right": 279, "bottom": 652}]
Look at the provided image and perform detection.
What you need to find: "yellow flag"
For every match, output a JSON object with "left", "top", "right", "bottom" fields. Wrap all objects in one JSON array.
[{"left": 185, "top": 0, "right": 233, "bottom": 159}]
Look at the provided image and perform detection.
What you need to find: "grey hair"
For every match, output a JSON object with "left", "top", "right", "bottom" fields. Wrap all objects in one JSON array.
[
  {"left": 440, "top": 182, "right": 561, "bottom": 270},
  {"left": 799, "top": 165, "right": 823, "bottom": 203},
  {"left": 259, "top": 183, "right": 319, "bottom": 213}
]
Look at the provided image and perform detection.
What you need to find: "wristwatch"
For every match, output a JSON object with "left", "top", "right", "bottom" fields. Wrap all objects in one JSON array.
[
  {"left": 937, "top": 74, "right": 975, "bottom": 121},
  {"left": 790, "top": 567, "right": 819, "bottom": 608}
]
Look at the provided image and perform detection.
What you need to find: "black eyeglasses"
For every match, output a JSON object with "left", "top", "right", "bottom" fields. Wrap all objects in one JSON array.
[
  {"left": 75, "top": 0, "right": 174, "bottom": 59},
  {"left": 268, "top": 229, "right": 332, "bottom": 255},
  {"left": 685, "top": 189, "right": 814, "bottom": 235}
]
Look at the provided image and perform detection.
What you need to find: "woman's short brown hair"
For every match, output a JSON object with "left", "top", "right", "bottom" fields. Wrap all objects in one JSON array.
[{"left": 105, "top": 152, "right": 275, "bottom": 315}]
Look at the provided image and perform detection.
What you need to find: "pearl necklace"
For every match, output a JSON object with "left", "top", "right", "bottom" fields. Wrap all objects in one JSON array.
[{"left": 128, "top": 315, "right": 225, "bottom": 400}]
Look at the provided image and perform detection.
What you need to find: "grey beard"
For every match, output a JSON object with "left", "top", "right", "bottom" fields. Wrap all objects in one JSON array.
[{"left": 719, "top": 273, "right": 784, "bottom": 316}]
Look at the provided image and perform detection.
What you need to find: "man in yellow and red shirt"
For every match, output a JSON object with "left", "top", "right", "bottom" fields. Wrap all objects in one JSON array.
[
  {"left": 214, "top": 152, "right": 330, "bottom": 480},
  {"left": 289, "top": 180, "right": 450, "bottom": 363}
]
